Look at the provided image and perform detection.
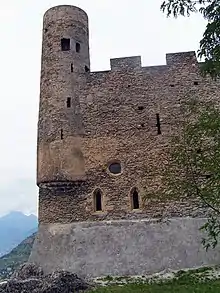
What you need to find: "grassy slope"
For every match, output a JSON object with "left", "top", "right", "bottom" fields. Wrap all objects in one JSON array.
[
  {"left": 90, "top": 268, "right": 220, "bottom": 293},
  {"left": 89, "top": 280, "right": 220, "bottom": 293}
]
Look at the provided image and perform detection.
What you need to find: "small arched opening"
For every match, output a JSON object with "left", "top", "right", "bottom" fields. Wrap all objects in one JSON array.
[
  {"left": 130, "top": 187, "right": 140, "bottom": 210},
  {"left": 93, "top": 188, "right": 103, "bottom": 212}
]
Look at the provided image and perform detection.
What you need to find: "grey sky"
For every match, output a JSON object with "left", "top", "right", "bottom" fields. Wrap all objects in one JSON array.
[{"left": 0, "top": 0, "right": 206, "bottom": 216}]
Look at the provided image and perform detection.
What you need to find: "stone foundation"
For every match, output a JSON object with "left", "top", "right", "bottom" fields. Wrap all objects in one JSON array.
[{"left": 29, "top": 218, "right": 220, "bottom": 278}]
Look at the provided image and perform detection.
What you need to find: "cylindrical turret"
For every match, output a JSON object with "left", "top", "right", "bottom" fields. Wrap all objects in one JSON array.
[{"left": 37, "top": 5, "right": 89, "bottom": 185}]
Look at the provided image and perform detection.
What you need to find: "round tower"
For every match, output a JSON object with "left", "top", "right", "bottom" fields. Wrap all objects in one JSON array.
[{"left": 37, "top": 5, "right": 90, "bottom": 185}]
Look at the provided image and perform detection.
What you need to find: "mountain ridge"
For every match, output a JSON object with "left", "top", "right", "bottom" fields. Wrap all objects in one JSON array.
[{"left": 0, "top": 211, "right": 38, "bottom": 257}]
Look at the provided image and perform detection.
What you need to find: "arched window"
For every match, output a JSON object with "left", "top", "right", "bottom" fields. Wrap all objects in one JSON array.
[
  {"left": 94, "top": 188, "right": 103, "bottom": 212},
  {"left": 131, "top": 187, "right": 140, "bottom": 210}
]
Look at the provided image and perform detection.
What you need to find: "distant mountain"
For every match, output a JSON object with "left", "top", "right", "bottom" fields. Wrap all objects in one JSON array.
[
  {"left": 0, "top": 233, "right": 36, "bottom": 280},
  {"left": 0, "top": 212, "right": 38, "bottom": 257}
]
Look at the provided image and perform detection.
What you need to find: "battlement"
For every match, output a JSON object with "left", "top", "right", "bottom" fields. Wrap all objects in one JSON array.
[
  {"left": 110, "top": 56, "right": 142, "bottom": 71},
  {"left": 108, "top": 51, "right": 197, "bottom": 72}
]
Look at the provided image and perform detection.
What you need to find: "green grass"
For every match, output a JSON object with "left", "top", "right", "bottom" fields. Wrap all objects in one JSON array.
[
  {"left": 90, "top": 267, "right": 220, "bottom": 293},
  {"left": 89, "top": 279, "right": 220, "bottom": 293}
]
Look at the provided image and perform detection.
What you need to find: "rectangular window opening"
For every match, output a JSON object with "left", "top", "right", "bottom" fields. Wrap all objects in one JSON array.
[
  {"left": 95, "top": 192, "right": 102, "bottom": 212},
  {"left": 76, "top": 42, "right": 81, "bottom": 53},
  {"left": 61, "top": 129, "right": 64, "bottom": 140},
  {"left": 156, "top": 113, "right": 161, "bottom": 135},
  {"left": 71, "top": 63, "right": 73, "bottom": 72},
  {"left": 61, "top": 38, "right": 70, "bottom": 51},
  {"left": 132, "top": 190, "right": 140, "bottom": 210},
  {"left": 67, "top": 97, "right": 71, "bottom": 108}
]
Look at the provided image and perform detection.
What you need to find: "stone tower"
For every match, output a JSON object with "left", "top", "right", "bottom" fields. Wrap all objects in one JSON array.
[
  {"left": 30, "top": 4, "right": 220, "bottom": 278},
  {"left": 37, "top": 5, "right": 89, "bottom": 185}
]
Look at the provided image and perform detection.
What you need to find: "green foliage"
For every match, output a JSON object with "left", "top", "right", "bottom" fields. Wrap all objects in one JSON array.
[
  {"left": 167, "top": 100, "right": 220, "bottom": 247},
  {"left": 0, "top": 233, "right": 35, "bottom": 280},
  {"left": 201, "top": 216, "right": 220, "bottom": 250},
  {"left": 89, "top": 279, "right": 220, "bottom": 293},
  {"left": 144, "top": 99, "right": 220, "bottom": 248},
  {"left": 161, "top": 0, "right": 220, "bottom": 78},
  {"left": 166, "top": 100, "right": 220, "bottom": 208}
]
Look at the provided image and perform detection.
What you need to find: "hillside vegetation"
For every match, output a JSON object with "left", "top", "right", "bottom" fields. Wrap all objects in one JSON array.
[{"left": 0, "top": 233, "right": 35, "bottom": 280}]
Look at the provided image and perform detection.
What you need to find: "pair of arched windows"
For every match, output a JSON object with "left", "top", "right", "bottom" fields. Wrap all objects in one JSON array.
[{"left": 93, "top": 187, "right": 140, "bottom": 212}]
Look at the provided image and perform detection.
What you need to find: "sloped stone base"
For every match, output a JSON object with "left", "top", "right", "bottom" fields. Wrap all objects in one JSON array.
[{"left": 29, "top": 218, "right": 220, "bottom": 278}]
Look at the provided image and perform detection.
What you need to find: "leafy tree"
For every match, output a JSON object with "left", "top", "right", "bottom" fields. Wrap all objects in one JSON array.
[
  {"left": 157, "top": 99, "right": 220, "bottom": 249},
  {"left": 157, "top": 0, "right": 220, "bottom": 249},
  {"left": 161, "top": 0, "right": 220, "bottom": 78}
]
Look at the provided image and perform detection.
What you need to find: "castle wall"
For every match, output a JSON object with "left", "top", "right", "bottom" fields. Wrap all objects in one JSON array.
[
  {"left": 33, "top": 5, "right": 220, "bottom": 279},
  {"left": 38, "top": 52, "right": 220, "bottom": 224},
  {"left": 29, "top": 218, "right": 220, "bottom": 278}
]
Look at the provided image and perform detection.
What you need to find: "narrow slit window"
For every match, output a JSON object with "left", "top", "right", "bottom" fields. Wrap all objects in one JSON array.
[
  {"left": 131, "top": 188, "right": 140, "bottom": 210},
  {"left": 156, "top": 113, "right": 161, "bottom": 135},
  {"left": 61, "top": 38, "right": 70, "bottom": 51},
  {"left": 61, "top": 129, "right": 64, "bottom": 140},
  {"left": 67, "top": 97, "right": 71, "bottom": 108},
  {"left": 76, "top": 42, "right": 81, "bottom": 53},
  {"left": 94, "top": 189, "right": 102, "bottom": 212},
  {"left": 71, "top": 63, "right": 73, "bottom": 72}
]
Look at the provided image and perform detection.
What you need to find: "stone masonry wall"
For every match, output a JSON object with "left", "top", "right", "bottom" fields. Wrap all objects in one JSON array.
[
  {"left": 30, "top": 218, "right": 220, "bottom": 277},
  {"left": 38, "top": 50, "right": 220, "bottom": 224},
  {"left": 37, "top": 5, "right": 90, "bottom": 184}
]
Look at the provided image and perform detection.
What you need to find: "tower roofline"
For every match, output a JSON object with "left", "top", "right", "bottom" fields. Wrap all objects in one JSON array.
[{"left": 43, "top": 5, "right": 88, "bottom": 19}]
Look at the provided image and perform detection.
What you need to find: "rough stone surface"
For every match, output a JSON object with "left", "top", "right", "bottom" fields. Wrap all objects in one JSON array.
[
  {"left": 30, "top": 218, "right": 220, "bottom": 278},
  {"left": 11, "top": 263, "right": 43, "bottom": 280},
  {"left": 0, "top": 263, "right": 89, "bottom": 292}
]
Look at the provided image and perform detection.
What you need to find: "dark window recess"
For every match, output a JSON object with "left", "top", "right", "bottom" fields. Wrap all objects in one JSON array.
[
  {"left": 67, "top": 97, "right": 71, "bottom": 108},
  {"left": 44, "top": 28, "right": 48, "bottom": 33},
  {"left": 76, "top": 42, "right": 81, "bottom": 53},
  {"left": 94, "top": 189, "right": 102, "bottom": 211},
  {"left": 61, "top": 38, "right": 70, "bottom": 51},
  {"left": 194, "top": 81, "right": 199, "bottom": 85},
  {"left": 85, "top": 65, "right": 90, "bottom": 72},
  {"left": 132, "top": 188, "right": 140, "bottom": 209},
  {"left": 197, "top": 148, "right": 202, "bottom": 154},
  {"left": 156, "top": 113, "right": 161, "bottom": 135},
  {"left": 205, "top": 174, "right": 212, "bottom": 179},
  {"left": 109, "top": 162, "right": 121, "bottom": 174},
  {"left": 170, "top": 84, "right": 175, "bottom": 87},
  {"left": 128, "top": 84, "right": 131, "bottom": 88},
  {"left": 71, "top": 63, "right": 73, "bottom": 72},
  {"left": 138, "top": 106, "right": 144, "bottom": 111},
  {"left": 61, "top": 129, "right": 64, "bottom": 140},
  {"left": 141, "top": 123, "right": 145, "bottom": 128}
]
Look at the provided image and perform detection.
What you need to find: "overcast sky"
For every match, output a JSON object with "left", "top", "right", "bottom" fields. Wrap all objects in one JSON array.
[{"left": 0, "top": 0, "right": 206, "bottom": 216}]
